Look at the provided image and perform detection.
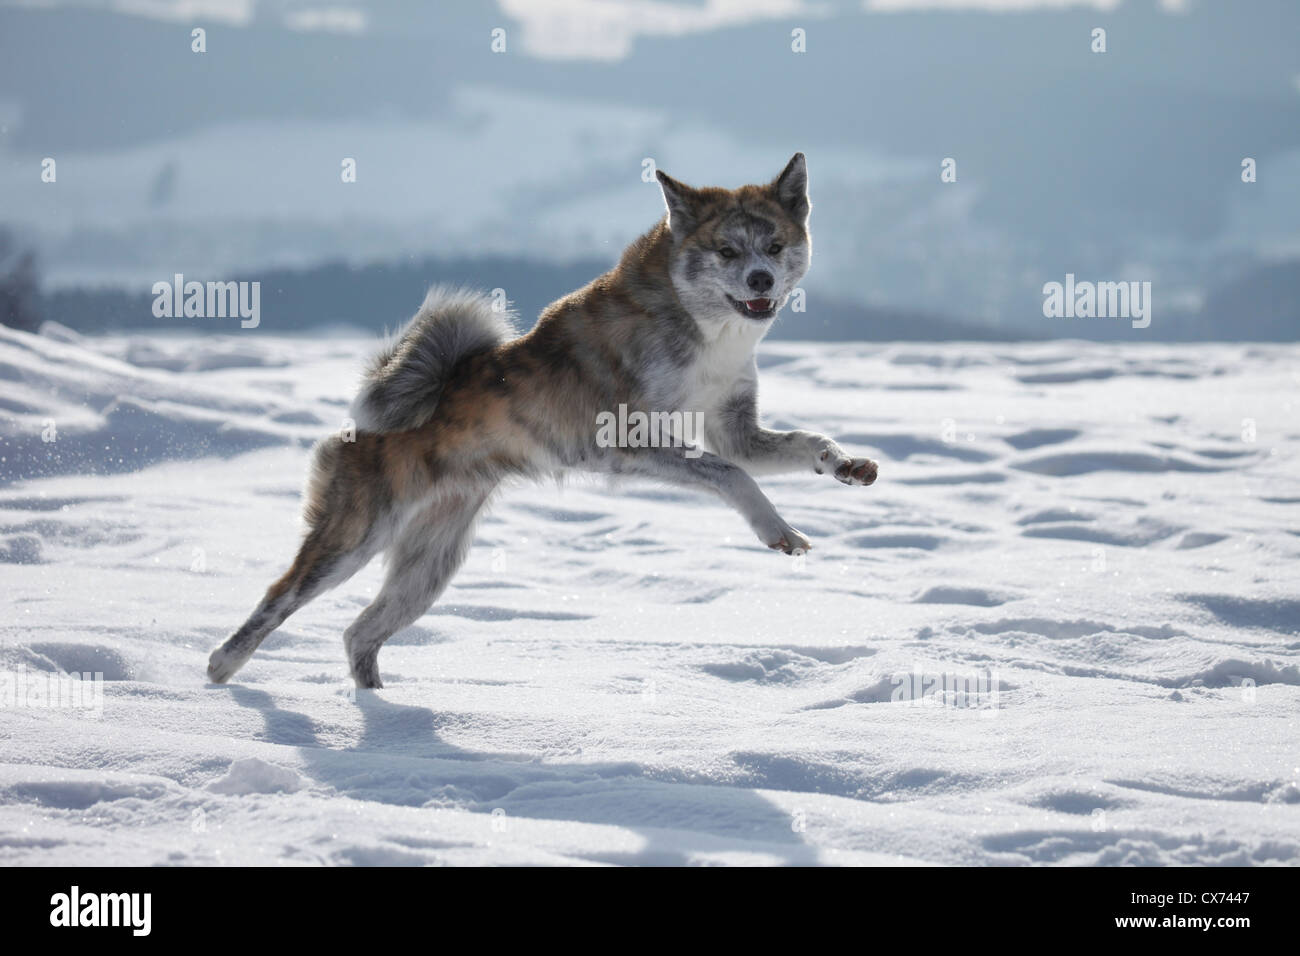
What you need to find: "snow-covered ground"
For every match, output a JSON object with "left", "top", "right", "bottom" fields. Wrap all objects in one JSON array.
[{"left": 1, "top": 323, "right": 1298, "bottom": 866}]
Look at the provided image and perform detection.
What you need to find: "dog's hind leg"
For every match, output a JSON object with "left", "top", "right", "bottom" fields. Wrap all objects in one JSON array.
[
  {"left": 344, "top": 489, "right": 489, "bottom": 689},
  {"left": 206, "top": 519, "right": 386, "bottom": 684},
  {"left": 208, "top": 436, "right": 398, "bottom": 684}
]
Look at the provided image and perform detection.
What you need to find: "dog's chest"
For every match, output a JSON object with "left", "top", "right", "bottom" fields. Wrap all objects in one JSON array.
[{"left": 670, "top": 324, "right": 762, "bottom": 414}]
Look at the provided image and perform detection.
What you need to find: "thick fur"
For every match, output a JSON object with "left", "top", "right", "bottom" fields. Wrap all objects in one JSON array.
[
  {"left": 208, "top": 153, "right": 879, "bottom": 689},
  {"left": 350, "top": 287, "right": 517, "bottom": 433}
]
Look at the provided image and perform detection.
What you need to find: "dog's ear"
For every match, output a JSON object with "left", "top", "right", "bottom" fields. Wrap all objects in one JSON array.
[
  {"left": 656, "top": 169, "right": 700, "bottom": 234},
  {"left": 772, "top": 152, "right": 809, "bottom": 222}
]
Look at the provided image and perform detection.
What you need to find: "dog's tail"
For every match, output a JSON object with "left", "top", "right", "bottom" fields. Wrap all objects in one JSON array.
[{"left": 349, "top": 286, "right": 516, "bottom": 433}]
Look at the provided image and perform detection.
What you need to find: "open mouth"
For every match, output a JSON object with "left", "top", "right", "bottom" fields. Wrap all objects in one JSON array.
[{"left": 726, "top": 295, "right": 777, "bottom": 319}]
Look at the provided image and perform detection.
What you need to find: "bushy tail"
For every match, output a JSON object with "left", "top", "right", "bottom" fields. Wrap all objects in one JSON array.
[{"left": 349, "top": 286, "right": 516, "bottom": 433}]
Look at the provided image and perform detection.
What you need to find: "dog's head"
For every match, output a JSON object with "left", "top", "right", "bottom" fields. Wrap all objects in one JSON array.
[{"left": 656, "top": 153, "right": 811, "bottom": 328}]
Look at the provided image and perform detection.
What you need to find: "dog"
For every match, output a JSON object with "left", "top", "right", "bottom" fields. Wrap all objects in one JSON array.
[{"left": 207, "top": 153, "right": 878, "bottom": 689}]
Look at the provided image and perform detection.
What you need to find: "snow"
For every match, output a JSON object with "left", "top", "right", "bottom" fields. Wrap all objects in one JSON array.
[{"left": 1, "top": 323, "right": 1298, "bottom": 865}]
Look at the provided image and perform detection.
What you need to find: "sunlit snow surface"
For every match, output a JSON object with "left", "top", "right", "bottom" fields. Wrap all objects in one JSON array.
[{"left": 2, "top": 324, "right": 1298, "bottom": 865}]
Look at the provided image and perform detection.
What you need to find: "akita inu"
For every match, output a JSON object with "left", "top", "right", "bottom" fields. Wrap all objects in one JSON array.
[{"left": 208, "top": 154, "right": 878, "bottom": 688}]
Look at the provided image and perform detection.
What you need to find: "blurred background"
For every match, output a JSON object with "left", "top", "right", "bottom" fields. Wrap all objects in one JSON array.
[{"left": 1, "top": 0, "right": 1297, "bottom": 341}]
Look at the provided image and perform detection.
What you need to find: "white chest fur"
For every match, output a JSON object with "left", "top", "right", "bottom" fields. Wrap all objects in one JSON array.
[{"left": 675, "top": 317, "right": 767, "bottom": 416}]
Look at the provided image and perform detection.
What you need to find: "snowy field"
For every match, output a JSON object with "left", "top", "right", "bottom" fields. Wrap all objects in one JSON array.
[{"left": 1, "top": 323, "right": 1298, "bottom": 866}]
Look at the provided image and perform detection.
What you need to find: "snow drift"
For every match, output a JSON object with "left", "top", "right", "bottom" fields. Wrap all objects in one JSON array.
[{"left": 1, "top": 325, "right": 1298, "bottom": 865}]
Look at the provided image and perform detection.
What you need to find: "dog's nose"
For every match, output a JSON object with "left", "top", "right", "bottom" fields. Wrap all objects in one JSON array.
[{"left": 747, "top": 270, "right": 774, "bottom": 293}]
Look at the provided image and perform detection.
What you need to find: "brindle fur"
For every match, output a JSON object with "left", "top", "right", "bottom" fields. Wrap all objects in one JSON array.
[{"left": 208, "top": 154, "right": 878, "bottom": 688}]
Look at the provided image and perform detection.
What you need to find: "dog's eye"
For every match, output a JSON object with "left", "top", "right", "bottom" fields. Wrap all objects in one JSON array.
[
  {"left": 767, "top": 243, "right": 783, "bottom": 255},
  {"left": 718, "top": 247, "right": 737, "bottom": 259}
]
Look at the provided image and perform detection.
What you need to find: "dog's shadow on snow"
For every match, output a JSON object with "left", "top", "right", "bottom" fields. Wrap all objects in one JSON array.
[{"left": 225, "top": 684, "right": 817, "bottom": 865}]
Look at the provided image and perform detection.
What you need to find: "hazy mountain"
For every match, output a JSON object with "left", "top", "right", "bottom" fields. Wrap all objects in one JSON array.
[
  {"left": 36, "top": 252, "right": 1022, "bottom": 342},
  {"left": 2, "top": 0, "right": 1298, "bottom": 339}
]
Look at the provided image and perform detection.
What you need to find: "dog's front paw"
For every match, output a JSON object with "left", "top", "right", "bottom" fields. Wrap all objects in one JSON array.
[
  {"left": 814, "top": 441, "right": 878, "bottom": 486},
  {"left": 765, "top": 524, "right": 811, "bottom": 555},
  {"left": 833, "top": 456, "right": 878, "bottom": 486}
]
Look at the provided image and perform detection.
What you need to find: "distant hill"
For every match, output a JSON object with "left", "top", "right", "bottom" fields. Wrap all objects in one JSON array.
[
  {"left": 35, "top": 254, "right": 1300, "bottom": 343},
  {"left": 38, "top": 254, "right": 1018, "bottom": 342},
  {"left": 3, "top": 1, "right": 1299, "bottom": 334},
  {"left": 1021, "top": 259, "right": 1300, "bottom": 342},
  {"left": 1190, "top": 260, "right": 1300, "bottom": 341},
  {"left": 30, "top": 252, "right": 1300, "bottom": 343}
]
